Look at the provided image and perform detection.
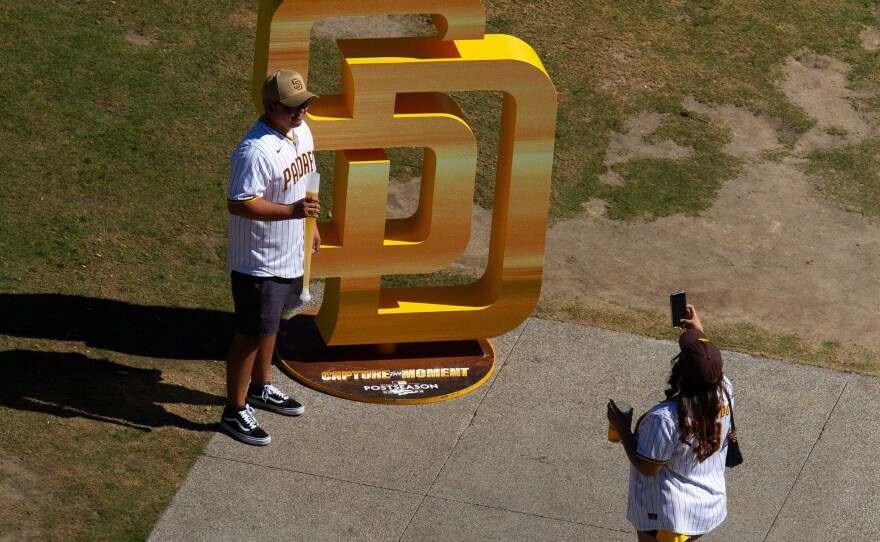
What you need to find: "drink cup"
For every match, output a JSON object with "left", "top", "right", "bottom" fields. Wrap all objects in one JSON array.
[
  {"left": 607, "top": 400, "right": 632, "bottom": 442},
  {"left": 300, "top": 173, "right": 320, "bottom": 302}
]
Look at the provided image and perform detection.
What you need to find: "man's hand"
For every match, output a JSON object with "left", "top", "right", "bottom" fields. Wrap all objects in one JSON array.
[
  {"left": 291, "top": 196, "right": 320, "bottom": 219},
  {"left": 311, "top": 224, "right": 321, "bottom": 254}
]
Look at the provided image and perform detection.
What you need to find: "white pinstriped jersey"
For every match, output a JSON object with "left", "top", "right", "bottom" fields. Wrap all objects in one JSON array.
[
  {"left": 226, "top": 119, "right": 316, "bottom": 278},
  {"left": 627, "top": 377, "right": 733, "bottom": 535}
]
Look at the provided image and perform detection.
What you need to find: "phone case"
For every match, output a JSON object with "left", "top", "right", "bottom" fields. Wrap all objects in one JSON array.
[{"left": 670, "top": 291, "right": 687, "bottom": 327}]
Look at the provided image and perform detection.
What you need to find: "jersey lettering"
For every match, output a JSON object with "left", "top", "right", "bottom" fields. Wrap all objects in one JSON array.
[{"left": 283, "top": 150, "right": 316, "bottom": 191}]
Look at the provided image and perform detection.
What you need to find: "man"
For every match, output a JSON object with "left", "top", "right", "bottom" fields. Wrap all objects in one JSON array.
[{"left": 221, "top": 69, "right": 321, "bottom": 446}]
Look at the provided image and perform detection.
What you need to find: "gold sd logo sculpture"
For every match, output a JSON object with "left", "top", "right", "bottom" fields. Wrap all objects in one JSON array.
[{"left": 254, "top": 0, "right": 557, "bottom": 402}]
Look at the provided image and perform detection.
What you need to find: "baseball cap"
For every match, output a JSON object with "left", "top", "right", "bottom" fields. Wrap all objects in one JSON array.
[
  {"left": 262, "top": 69, "right": 317, "bottom": 108},
  {"left": 678, "top": 328, "right": 723, "bottom": 387}
]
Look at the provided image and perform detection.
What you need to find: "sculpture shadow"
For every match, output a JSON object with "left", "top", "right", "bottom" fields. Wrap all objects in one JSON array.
[
  {"left": 0, "top": 350, "right": 223, "bottom": 431},
  {"left": 0, "top": 293, "right": 233, "bottom": 360}
]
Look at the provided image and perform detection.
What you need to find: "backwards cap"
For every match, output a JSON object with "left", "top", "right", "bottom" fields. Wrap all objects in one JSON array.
[{"left": 678, "top": 328, "right": 724, "bottom": 387}]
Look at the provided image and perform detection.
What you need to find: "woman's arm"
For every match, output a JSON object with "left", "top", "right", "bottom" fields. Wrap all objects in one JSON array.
[
  {"left": 618, "top": 431, "right": 666, "bottom": 477},
  {"left": 607, "top": 400, "right": 666, "bottom": 477}
]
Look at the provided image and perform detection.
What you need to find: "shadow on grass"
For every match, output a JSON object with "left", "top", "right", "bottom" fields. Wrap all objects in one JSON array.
[
  {"left": 0, "top": 294, "right": 233, "bottom": 361},
  {"left": 0, "top": 294, "right": 229, "bottom": 430},
  {"left": 0, "top": 350, "right": 223, "bottom": 431}
]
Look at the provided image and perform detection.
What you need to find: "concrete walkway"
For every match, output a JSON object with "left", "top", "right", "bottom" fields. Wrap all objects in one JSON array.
[{"left": 150, "top": 317, "right": 880, "bottom": 541}]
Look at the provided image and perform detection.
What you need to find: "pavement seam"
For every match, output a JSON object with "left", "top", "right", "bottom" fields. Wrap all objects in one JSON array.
[
  {"left": 201, "top": 453, "right": 430, "bottom": 497},
  {"left": 199, "top": 453, "right": 634, "bottom": 537},
  {"left": 395, "top": 318, "right": 535, "bottom": 542},
  {"left": 762, "top": 373, "right": 851, "bottom": 542},
  {"left": 419, "top": 494, "right": 635, "bottom": 535}
]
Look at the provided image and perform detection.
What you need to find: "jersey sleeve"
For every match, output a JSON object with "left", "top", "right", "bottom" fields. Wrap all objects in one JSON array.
[
  {"left": 228, "top": 143, "right": 272, "bottom": 201},
  {"left": 635, "top": 408, "right": 676, "bottom": 464}
]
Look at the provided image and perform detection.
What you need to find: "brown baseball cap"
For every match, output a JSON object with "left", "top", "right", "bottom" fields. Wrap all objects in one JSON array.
[
  {"left": 678, "top": 328, "right": 723, "bottom": 386},
  {"left": 262, "top": 69, "right": 317, "bottom": 108}
]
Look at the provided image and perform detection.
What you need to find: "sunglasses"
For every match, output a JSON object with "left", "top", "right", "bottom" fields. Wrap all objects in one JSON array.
[{"left": 274, "top": 100, "right": 310, "bottom": 114}]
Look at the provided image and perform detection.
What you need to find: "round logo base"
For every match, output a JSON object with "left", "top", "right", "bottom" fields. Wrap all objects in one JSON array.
[{"left": 276, "top": 310, "right": 495, "bottom": 404}]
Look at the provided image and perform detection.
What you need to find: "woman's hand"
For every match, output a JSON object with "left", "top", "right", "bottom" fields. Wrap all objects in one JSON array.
[
  {"left": 607, "top": 399, "right": 633, "bottom": 436},
  {"left": 609, "top": 401, "right": 666, "bottom": 478},
  {"left": 679, "top": 304, "right": 704, "bottom": 333}
]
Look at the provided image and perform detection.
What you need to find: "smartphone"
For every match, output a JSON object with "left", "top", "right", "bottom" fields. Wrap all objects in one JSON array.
[{"left": 670, "top": 291, "right": 687, "bottom": 328}]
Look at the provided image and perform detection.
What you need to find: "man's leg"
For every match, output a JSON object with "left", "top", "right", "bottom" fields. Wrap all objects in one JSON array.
[
  {"left": 245, "top": 332, "right": 305, "bottom": 416},
  {"left": 226, "top": 331, "right": 275, "bottom": 408},
  {"left": 249, "top": 333, "right": 277, "bottom": 389},
  {"left": 221, "top": 330, "right": 273, "bottom": 445}
]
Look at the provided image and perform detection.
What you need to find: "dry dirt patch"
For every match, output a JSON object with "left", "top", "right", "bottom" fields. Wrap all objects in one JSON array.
[
  {"left": 540, "top": 52, "right": 880, "bottom": 350},
  {"left": 860, "top": 27, "right": 880, "bottom": 50},
  {"left": 313, "top": 14, "right": 433, "bottom": 38}
]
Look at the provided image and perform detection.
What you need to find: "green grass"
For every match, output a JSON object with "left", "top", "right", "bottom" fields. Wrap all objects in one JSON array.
[
  {"left": 805, "top": 138, "right": 880, "bottom": 217},
  {"left": 2, "top": 0, "right": 879, "bottom": 539},
  {"left": 0, "top": 0, "right": 249, "bottom": 307},
  {"left": 538, "top": 296, "right": 880, "bottom": 376},
  {"left": 597, "top": 112, "right": 741, "bottom": 220},
  {"left": 1, "top": 1, "right": 245, "bottom": 539},
  {"left": 381, "top": 270, "right": 477, "bottom": 289}
]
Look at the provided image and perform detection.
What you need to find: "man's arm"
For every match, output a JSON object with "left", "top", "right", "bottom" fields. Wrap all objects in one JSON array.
[{"left": 228, "top": 196, "right": 320, "bottom": 221}]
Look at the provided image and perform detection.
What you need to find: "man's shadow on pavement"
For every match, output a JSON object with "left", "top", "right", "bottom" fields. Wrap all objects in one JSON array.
[{"left": 0, "top": 294, "right": 233, "bottom": 431}]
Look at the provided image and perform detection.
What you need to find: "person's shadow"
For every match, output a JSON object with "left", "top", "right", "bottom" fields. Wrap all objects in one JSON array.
[
  {"left": 0, "top": 294, "right": 233, "bottom": 431},
  {"left": 0, "top": 350, "right": 221, "bottom": 431},
  {"left": 0, "top": 293, "right": 234, "bottom": 360}
]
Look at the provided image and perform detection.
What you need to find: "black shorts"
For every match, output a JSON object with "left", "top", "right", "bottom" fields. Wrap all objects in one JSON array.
[{"left": 230, "top": 271, "right": 303, "bottom": 337}]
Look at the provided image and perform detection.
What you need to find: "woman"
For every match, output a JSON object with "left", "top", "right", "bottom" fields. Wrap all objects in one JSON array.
[{"left": 608, "top": 305, "right": 733, "bottom": 542}]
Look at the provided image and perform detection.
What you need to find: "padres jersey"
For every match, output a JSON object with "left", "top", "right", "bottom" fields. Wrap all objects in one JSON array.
[
  {"left": 627, "top": 377, "right": 733, "bottom": 535},
  {"left": 227, "top": 119, "right": 316, "bottom": 278}
]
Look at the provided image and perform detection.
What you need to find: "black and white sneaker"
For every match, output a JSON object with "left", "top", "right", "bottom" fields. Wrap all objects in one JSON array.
[
  {"left": 220, "top": 404, "right": 271, "bottom": 446},
  {"left": 247, "top": 383, "right": 304, "bottom": 416}
]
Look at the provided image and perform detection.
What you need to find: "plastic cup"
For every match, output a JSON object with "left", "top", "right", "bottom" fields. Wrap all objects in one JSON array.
[
  {"left": 607, "top": 401, "right": 632, "bottom": 442},
  {"left": 300, "top": 172, "right": 320, "bottom": 302}
]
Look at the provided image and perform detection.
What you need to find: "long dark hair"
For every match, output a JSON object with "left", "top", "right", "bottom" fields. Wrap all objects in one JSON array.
[{"left": 665, "top": 354, "right": 724, "bottom": 462}]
